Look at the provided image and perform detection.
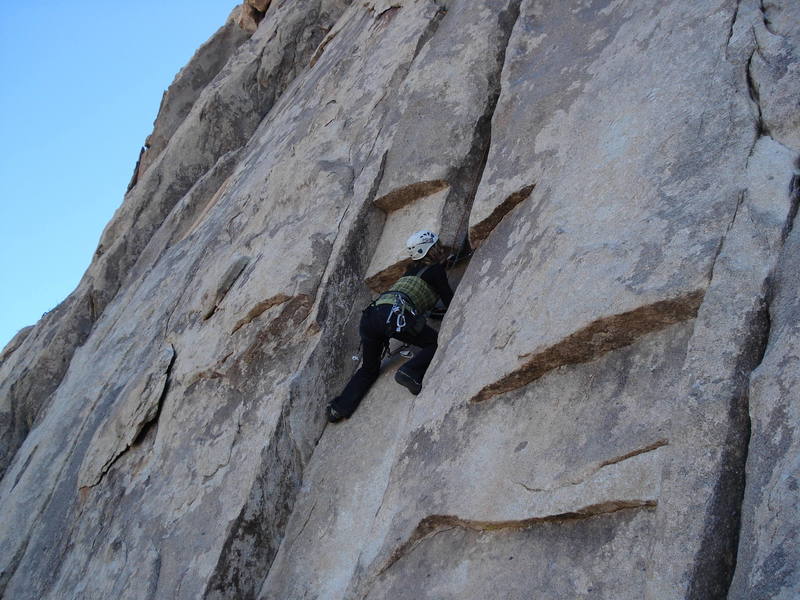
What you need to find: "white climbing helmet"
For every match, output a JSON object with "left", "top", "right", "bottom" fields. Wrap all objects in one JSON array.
[{"left": 406, "top": 230, "right": 439, "bottom": 260}]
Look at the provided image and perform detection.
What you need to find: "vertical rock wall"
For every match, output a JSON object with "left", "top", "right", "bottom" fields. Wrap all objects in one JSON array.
[
  {"left": 1, "top": 1, "right": 798, "bottom": 598},
  {"left": 729, "top": 219, "right": 800, "bottom": 600}
]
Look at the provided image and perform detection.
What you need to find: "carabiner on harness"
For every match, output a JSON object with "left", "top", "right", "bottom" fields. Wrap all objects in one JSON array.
[{"left": 385, "top": 294, "right": 413, "bottom": 333}]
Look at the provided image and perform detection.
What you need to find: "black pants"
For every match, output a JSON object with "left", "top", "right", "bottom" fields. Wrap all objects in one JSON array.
[{"left": 329, "top": 304, "right": 438, "bottom": 417}]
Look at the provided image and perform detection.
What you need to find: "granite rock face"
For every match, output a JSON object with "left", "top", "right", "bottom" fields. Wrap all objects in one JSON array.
[
  {"left": 729, "top": 220, "right": 800, "bottom": 600},
  {"left": 1, "top": 1, "right": 799, "bottom": 599},
  {"left": 135, "top": 6, "right": 251, "bottom": 181},
  {"left": 0, "top": 0, "right": 349, "bottom": 480}
]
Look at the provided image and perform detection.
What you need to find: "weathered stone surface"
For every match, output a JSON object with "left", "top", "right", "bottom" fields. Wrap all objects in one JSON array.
[
  {"left": 257, "top": 319, "right": 690, "bottom": 597},
  {"left": 259, "top": 357, "right": 413, "bottom": 600},
  {"left": 0, "top": 288, "right": 94, "bottom": 480},
  {"left": 364, "top": 508, "right": 655, "bottom": 600},
  {"left": 453, "top": 0, "right": 755, "bottom": 409},
  {"left": 0, "top": 3, "right": 455, "bottom": 598},
  {"left": 728, "top": 0, "right": 800, "bottom": 149},
  {"left": 365, "top": 186, "right": 448, "bottom": 291},
  {"left": 238, "top": 2, "right": 264, "bottom": 34},
  {"left": 365, "top": 0, "right": 519, "bottom": 286},
  {"left": 728, "top": 221, "right": 800, "bottom": 600},
  {"left": 339, "top": 323, "right": 690, "bottom": 598},
  {"left": 373, "top": 0, "right": 516, "bottom": 202},
  {"left": 646, "top": 135, "right": 798, "bottom": 599},
  {"left": 0, "top": 326, "right": 32, "bottom": 365},
  {"left": 77, "top": 344, "right": 174, "bottom": 489},
  {"left": 0, "top": 0, "right": 350, "bottom": 482},
  {"left": 2, "top": 0, "right": 799, "bottom": 598},
  {"left": 137, "top": 6, "right": 251, "bottom": 178},
  {"left": 200, "top": 256, "right": 251, "bottom": 319},
  {"left": 247, "top": 0, "right": 272, "bottom": 13}
]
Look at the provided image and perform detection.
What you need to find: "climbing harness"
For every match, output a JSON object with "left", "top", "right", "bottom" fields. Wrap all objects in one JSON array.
[
  {"left": 388, "top": 275, "right": 437, "bottom": 314},
  {"left": 375, "top": 291, "right": 417, "bottom": 333},
  {"left": 349, "top": 260, "right": 442, "bottom": 363},
  {"left": 373, "top": 263, "right": 435, "bottom": 335}
]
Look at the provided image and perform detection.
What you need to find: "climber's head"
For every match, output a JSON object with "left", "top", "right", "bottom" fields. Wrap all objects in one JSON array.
[{"left": 406, "top": 230, "right": 439, "bottom": 261}]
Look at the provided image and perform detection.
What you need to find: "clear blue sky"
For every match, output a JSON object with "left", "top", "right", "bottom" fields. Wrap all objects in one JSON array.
[{"left": 0, "top": 2, "right": 239, "bottom": 350}]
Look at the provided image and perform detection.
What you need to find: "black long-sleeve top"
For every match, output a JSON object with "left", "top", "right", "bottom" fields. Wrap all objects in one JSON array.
[{"left": 403, "top": 261, "right": 454, "bottom": 308}]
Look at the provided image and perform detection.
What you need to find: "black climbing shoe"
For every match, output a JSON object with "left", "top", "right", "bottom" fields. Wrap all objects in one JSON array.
[
  {"left": 326, "top": 404, "right": 345, "bottom": 423},
  {"left": 395, "top": 370, "right": 422, "bottom": 395}
]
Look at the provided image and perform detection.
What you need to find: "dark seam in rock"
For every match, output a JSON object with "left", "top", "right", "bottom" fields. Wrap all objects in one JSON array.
[
  {"left": 514, "top": 439, "right": 669, "bottom": 493},
  {"left": 378, "top": 501, "right": 657, "bottom": 578},
  {"left": 127, "top": 146, "right": 146, "bottom": 192},
  {"left": 470, "top": 184, "right": 535, "bottom": 246},
  {"left": 471, "top": 291, "right": 705, "bottom": 403},
  {"left": 745, "top": 42, "right": 768, "bottom": 139},
  {"left": 291, "top": 499, "right": 318, "bottom": 547},
  {"left": 707, "top": 189, "right": 746, "bottom": 289},
  {"left": 203, "top": 401, "right": 304, "bottom": 600},
  {"left": 373, "top": 180, "right": 450, "bottom": 211},
  {"left": 87, "top": 291, "right": 98, "bottom": 323},
  {"left": 309, "top": 28, "right": 338, "bottom": 67},
  {"left": 413, "top": 2, "right": 447, "bottom": 60},
  {"left": 281, "top": 397, "right": 305, "bottom": 487},
  {"left": 758, "top": 0, "right": 777, "bottom": 37},
  {"left": 202, "top": 411, "right": 243, "bottom": 483},
  {"left": 372, "top": 4, "right": 402, "bottom": 20},
  {"left": 231, "top": 293, "right": 293, "bottom": 333},
  {"left": 718, "top": 319, "right": 769, "bottom": 600},
  {"left": 725, "top": 0, "right": 742, "bottom": 59},
  {"left": 204, "top": 258, "right": 251, "bottom": 321},
  {"left": 781, "top": 167, "right": 800, "bottom": 240},
  {"left": 9, "top": 444, "right": 39, "bottom": 493},
  {"left": 688, "top": 282, "right": 773, "bottom": 598},
  {"left": 146, "top": 552, "right": 162, "bottom": 600},
  {"left": 463, "top": 0, "right": 525, "bottom": 247},
  {"left": 689, "top": 389, "right": 755, "bottom": 598},
  {"left": 318, "top": 149, "right": 387, "bottom": 312},
  {"left": 314, "top": 153, "right": 390, "bottom": 435},
  {"left": 595, "top": 439, "right": 669, "bottom": 470},
  {"left": 83, "top": 345, "right": 176, "bottom": 491},
  {"left": 322, "top": 162, "right": 358, "bottom": 294}
]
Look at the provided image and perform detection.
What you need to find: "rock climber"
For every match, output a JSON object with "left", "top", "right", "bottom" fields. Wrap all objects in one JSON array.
[{"left": 326, "top": 230, "right": 454, "bottom": 423}]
